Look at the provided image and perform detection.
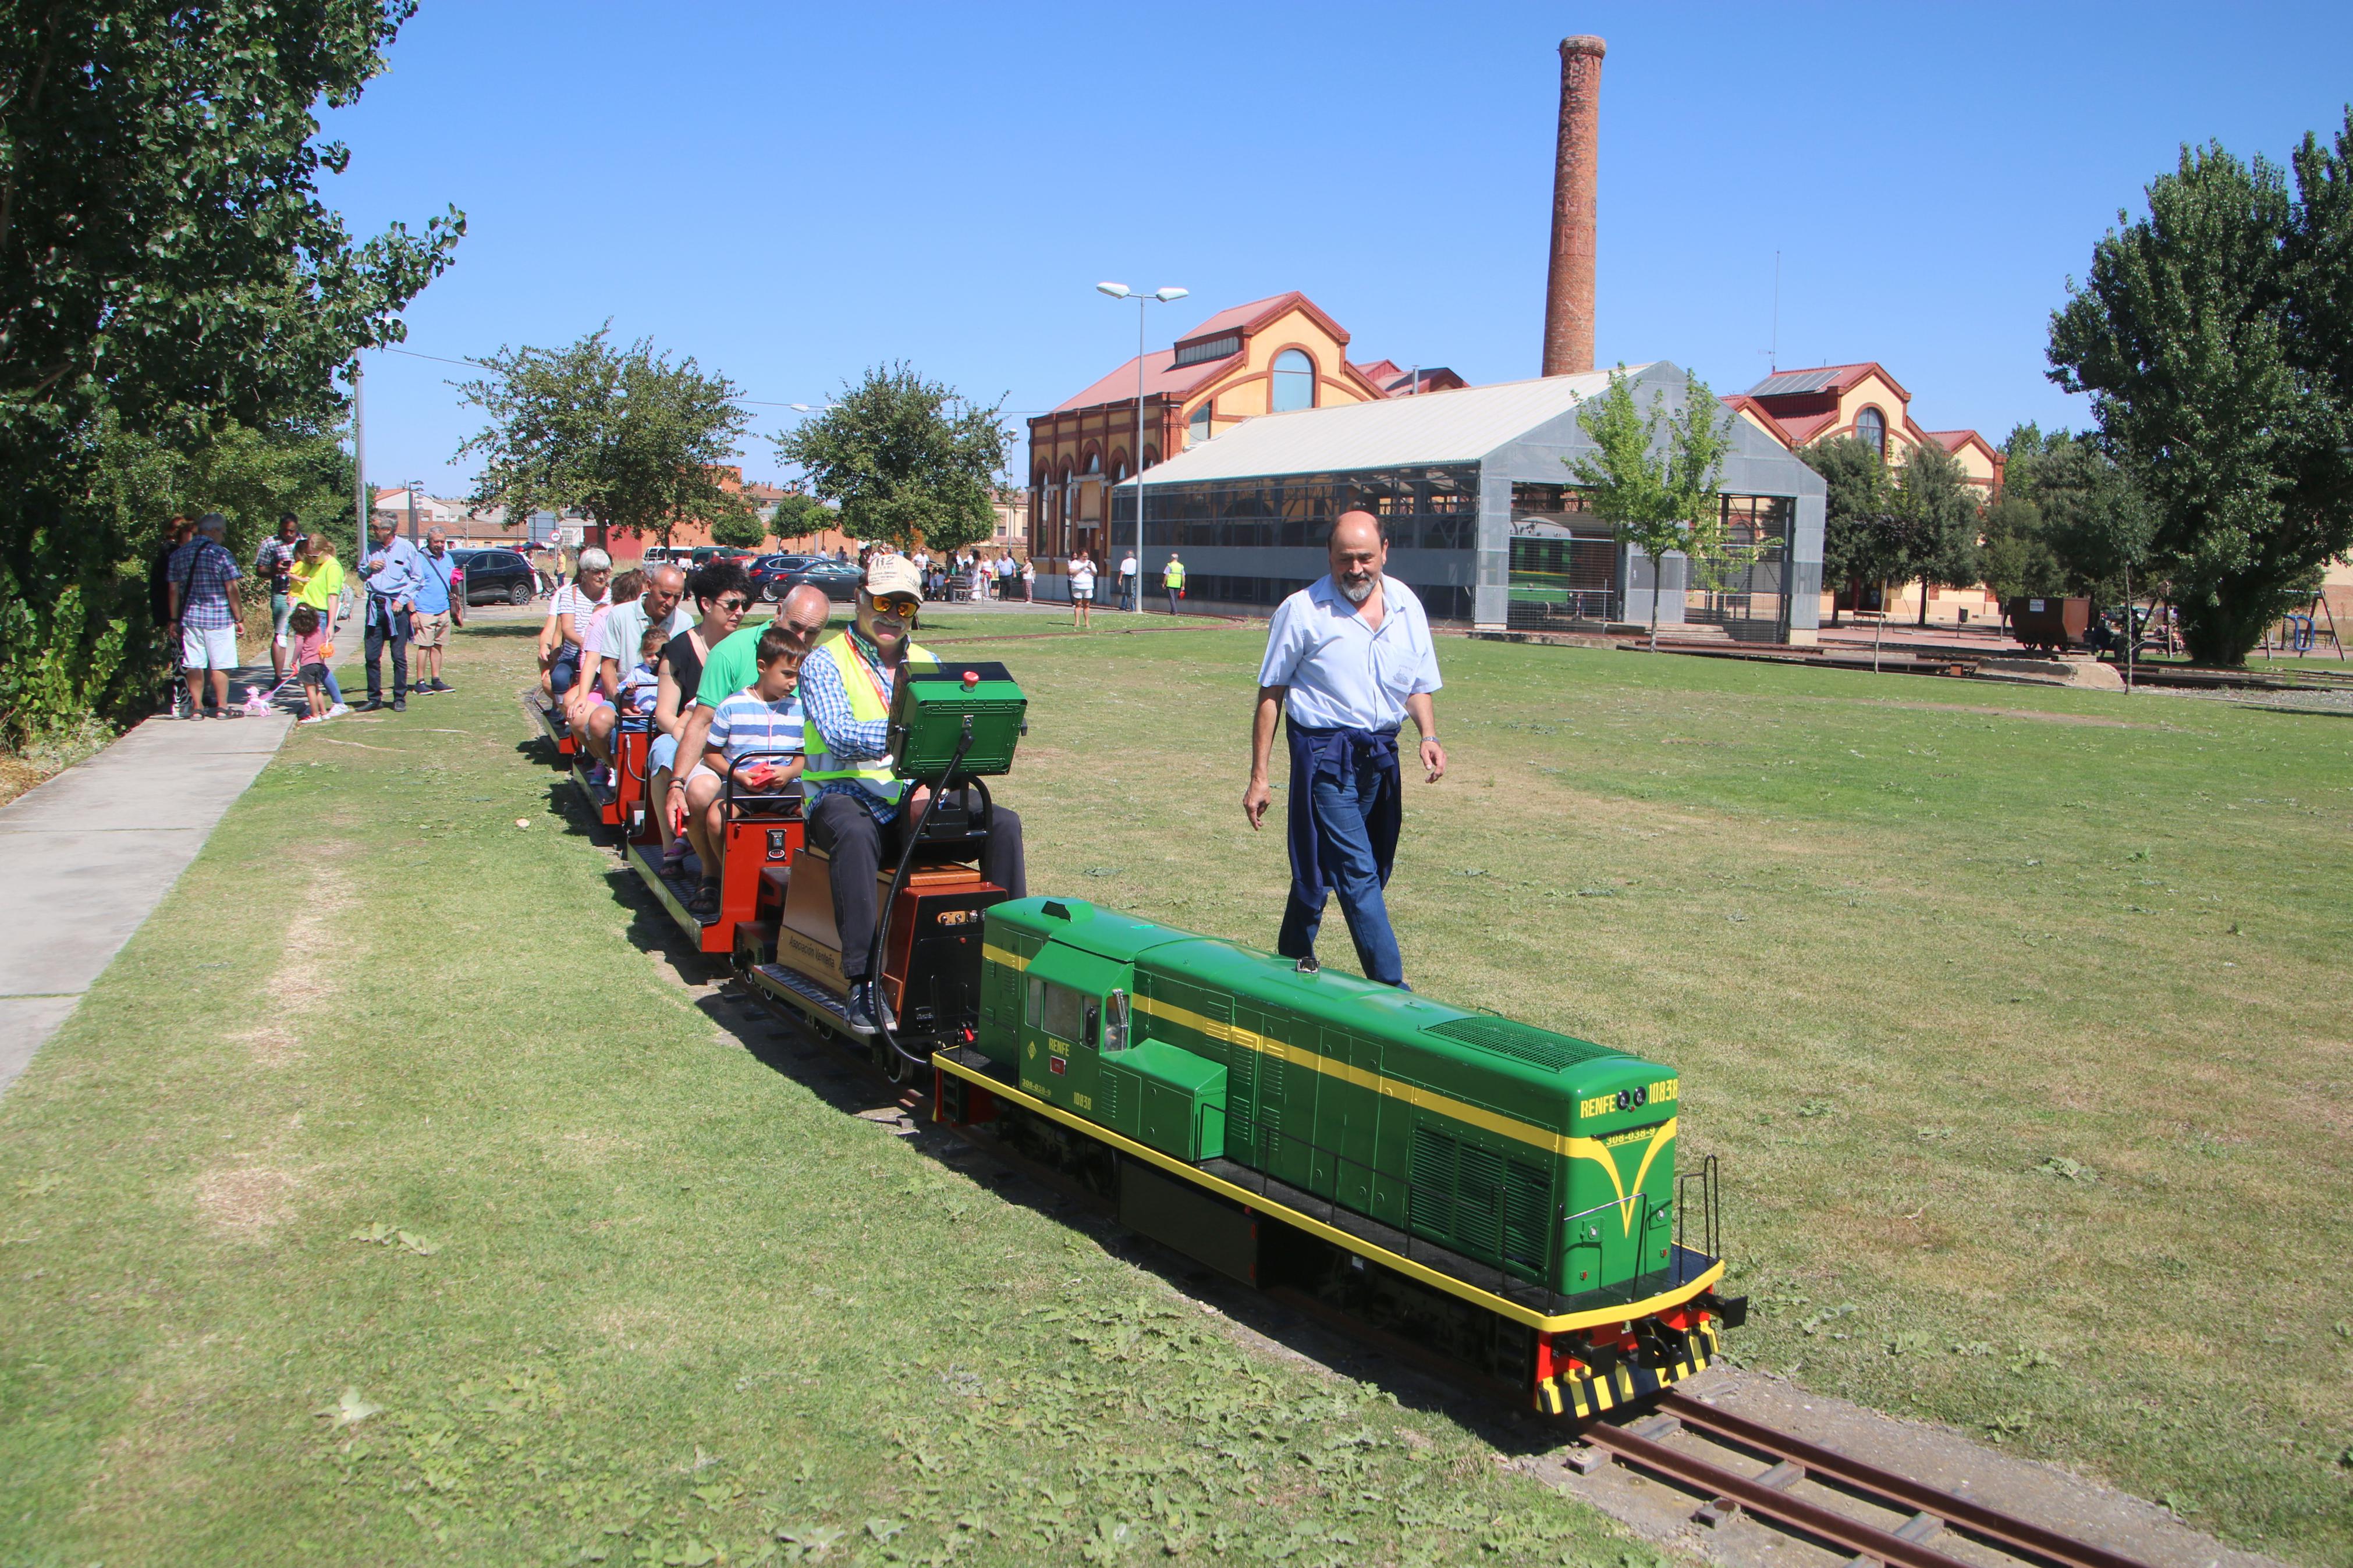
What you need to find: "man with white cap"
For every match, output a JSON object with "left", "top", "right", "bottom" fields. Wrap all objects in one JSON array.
[{"left": 800, "top": 554, "right": 1026, "bottom": 1035}]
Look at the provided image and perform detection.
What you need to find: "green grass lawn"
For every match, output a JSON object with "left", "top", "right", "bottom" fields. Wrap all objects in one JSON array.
[{"left": 3, "top": 612, "right": 2348, "bottom": 1565}]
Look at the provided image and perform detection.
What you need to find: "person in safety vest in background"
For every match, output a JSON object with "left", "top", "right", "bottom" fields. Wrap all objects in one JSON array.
[
  {"left": 1162, "top": 551, "right": 1187, "bottom": 614},
  {"left": 800, "top": 555, "right": 1027, "bottom": 1036}
]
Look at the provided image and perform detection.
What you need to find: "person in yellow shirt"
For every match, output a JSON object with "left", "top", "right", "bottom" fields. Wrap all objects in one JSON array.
[{"left": 288, "top": 536, "right": 350, "bottom": 714}]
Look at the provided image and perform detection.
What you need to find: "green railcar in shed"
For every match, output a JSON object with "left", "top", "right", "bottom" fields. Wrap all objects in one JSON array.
[{"left": 938, "top": 895, "right": 1741, "bottom": 1418}]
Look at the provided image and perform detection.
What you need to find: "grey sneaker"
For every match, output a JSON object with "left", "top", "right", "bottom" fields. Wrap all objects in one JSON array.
[{"left": 844, "top": 982, "right": 879, "bottom": 1039}]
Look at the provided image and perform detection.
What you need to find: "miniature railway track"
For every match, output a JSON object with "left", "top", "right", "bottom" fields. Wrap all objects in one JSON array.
[{"left": 1570, "top": 1392, "right": 2155, "bottom": 1568}]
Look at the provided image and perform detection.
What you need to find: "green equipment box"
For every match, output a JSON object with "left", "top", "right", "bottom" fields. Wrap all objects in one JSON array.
[{"left": 892, "top": 660, "right": 1026, "bottom": 780}]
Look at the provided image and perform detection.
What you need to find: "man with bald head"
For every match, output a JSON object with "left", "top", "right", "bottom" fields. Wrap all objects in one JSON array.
[
  {"left": 1243, "top": 510, "right": 1446, "bottom": 987},
  {"left": 669, "top": 580, "right": 835, "bottom": 903},
  {"left": 579, "top": 560, "right": 689, "bottom": 771}
]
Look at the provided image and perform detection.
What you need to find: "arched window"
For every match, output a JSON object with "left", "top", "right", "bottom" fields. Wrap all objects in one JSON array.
[
  {"left": 1187, "top": 401, "right": 1212, "bottom": 446},
  {"left": 1271, "top": 349, "right": 1316, "bottom": 413},
  {"left": 1854, "top": 406, "right": 1886, "bottom": 459}
]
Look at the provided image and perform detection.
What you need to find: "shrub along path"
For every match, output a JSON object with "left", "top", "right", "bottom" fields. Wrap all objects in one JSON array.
[{"left": 2, "top": 610, "right": 2347, "bottom": 1565}]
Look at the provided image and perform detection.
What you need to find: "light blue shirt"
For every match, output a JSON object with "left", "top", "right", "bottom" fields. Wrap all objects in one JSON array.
[
  {"left": 414, "top": 547, "right": 457, "bottom": 614},
  {"left": 1257, "top": 574, "right": 1443, "bottom": 731},
  {"left": 363, "top": 535, "right": 426, "bottom": 604}
]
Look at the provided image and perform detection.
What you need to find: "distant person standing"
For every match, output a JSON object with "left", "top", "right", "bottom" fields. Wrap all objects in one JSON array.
[
  {"left": 411, "top": 527, "right": 464, "bottom": 694},
  {"left": 289, "top": 535, "right": 350, "bottom": 716},
  {"left": 152, "top": 515, "right": 194, "bottom": 714},
  {"left": 359, "top": 513, "right": 425, "bottom": 712},
  {"left": 1068, "top": 550, "right": 1097, "bottom": 631},
  {"left": 255, "top": 513, "right": 303, "bottom": 682},
  {"left": 1021, "top": 556, "right": 1035, "bottom": 601},
  {"left": 1162, "top": 551, "right": 1187, "bottom": 615},
  {"left": 168, "top": 513, "right": 243, "bottom": 719},
  {"left": 1241, "top": 511, "right": 1446, "bottom": 988},
  {"left": 1117, "top": 549, "right": 1138, "bottom": 612}
]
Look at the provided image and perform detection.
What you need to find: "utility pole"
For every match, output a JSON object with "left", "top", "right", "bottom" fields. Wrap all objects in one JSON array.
[{"left": 352, "top": 354, "right": 368, "bottom": 568}]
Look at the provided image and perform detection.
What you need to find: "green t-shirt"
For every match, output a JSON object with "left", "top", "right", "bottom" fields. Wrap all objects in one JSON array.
[{"left": 693, "top": 623, "right": 766, "bottom": 710}]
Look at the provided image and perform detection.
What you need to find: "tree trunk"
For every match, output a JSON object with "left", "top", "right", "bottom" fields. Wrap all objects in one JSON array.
[
  {"left": 1917, "top": 576, "right": 1930, "bottom": 628},
  {"left": 2122, "top": 563, "right": 2133, "bottom": 691}
]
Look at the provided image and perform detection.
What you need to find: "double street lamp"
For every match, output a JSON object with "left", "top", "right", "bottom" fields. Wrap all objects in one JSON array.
[{"left": 1096, "top": 282, "right": 1187, "bottom": 611}]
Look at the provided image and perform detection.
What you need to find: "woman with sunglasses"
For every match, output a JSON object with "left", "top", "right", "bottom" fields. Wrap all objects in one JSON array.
[{"left": 650, "top": 559, "right": 755, "bottom": 877}]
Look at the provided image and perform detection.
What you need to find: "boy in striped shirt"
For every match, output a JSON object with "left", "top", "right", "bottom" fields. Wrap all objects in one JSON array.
[{"left": 684, "top": 622, "right": 807, "bottom": 916}]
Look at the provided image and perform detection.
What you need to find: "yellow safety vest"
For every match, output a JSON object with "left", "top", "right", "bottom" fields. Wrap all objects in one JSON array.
[
  {"left": 801, "top": 630, "right": 938, "bottom": 803},
  {"left": 1164, "top": 559, "right": 1187, "bottom": 588}
]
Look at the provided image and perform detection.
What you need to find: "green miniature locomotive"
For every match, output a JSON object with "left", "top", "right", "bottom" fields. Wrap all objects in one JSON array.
[{"left": 943, "top": 896, "right": 1734, "bottom": 1416}]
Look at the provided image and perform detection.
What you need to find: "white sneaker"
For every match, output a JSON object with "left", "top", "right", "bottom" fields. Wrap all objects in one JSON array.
[
  {"left": 300, "top": 714, "right": 325, "bottom": 725},
  {"left": 328, "top": 703, "right": 351, "bottom": 717}
]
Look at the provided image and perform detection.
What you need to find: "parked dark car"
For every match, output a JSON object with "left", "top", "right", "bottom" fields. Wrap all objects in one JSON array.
[
  {"left": 787, "top": 559, "right": 866, "bottom": 602},
  {"left": 453, "top": 549, "right": 539, "bottom": 607},
  {"left": 748, "top": 553, "right": 816, "bottom": 600}
]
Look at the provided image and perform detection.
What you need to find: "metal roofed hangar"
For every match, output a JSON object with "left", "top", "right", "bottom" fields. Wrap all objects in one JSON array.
[{"left": 1114, "top": 361, "right": 1827, "bottom": 643}]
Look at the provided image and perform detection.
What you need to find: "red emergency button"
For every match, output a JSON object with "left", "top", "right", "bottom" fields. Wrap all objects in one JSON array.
[{"left": 962, "top": 670, "right": 979, "bottom": 689}]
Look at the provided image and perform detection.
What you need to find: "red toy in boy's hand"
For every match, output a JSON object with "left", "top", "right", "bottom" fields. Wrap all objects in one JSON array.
[{"left": 740, "top": 762, "right": 778, "bottom": 790}]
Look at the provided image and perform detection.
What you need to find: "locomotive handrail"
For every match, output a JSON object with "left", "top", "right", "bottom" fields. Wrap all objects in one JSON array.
[
  {"left": 617, "top": 714, "right": 652, "bottom": 788},
  {"left": 717, "top": 749, "right": 806, "bottom": 822}
]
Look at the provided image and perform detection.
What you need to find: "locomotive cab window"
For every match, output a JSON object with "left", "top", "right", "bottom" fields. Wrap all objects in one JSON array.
[{"left": 1027, "top": 977, "right": 1097, "bottom": 1046}]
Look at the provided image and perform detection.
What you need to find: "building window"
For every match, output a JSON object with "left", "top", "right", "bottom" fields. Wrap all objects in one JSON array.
[
  {"left": 1271, "top": 350, "right": 1315, "bottom": 413},
  {"left": 1854, "top": 406, "right": 1886, "bottom": 459},
  {"left": 1187, "top": 401, "right": 1212, "bottom": 446}
]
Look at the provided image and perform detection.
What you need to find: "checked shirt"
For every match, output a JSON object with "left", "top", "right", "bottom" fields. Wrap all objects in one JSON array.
[{"left": 169, "top": 538, "right": 244, "bottom": 631}]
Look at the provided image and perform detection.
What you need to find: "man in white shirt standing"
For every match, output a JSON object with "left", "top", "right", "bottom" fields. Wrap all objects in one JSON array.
[
  {"left": 1242, "top": 511, "right": 1446, "bottom": 987},
  {"left": 1117, "top": 549, "right": 1138, "bottom": 612}
]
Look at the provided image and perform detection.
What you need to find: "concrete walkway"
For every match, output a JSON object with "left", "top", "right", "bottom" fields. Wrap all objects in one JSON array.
[{"left": 0, "top": 711, "right": 292, "bottom": 1097}]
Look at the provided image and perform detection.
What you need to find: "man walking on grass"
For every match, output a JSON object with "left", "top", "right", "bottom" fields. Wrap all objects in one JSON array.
[
  {"left": 411, "top": 527, "right": 464, "bottom": 694},
  {"left": 1242, "top": 511, "right": 1446, "bottom": 989},
  {"left": 360, "top": 513, "right": 425, "bottom": 712},
  {"left": 168, "top": 513, "right": 242, "bottom": 719}
]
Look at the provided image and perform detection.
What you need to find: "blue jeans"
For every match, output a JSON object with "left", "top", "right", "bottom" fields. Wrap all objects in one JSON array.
[{"left": 1276, "top": 727, "right": 1404, "bottom": 986}]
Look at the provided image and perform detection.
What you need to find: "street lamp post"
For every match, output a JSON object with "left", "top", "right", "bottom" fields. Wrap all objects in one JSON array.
[{"left": 1096, "top": 282, "right": 1187, "bottom": 611}]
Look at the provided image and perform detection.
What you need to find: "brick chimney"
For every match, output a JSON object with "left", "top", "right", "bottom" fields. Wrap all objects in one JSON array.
[{"left": 1542, "top": 35, "right": 1606, "bottom": 376}]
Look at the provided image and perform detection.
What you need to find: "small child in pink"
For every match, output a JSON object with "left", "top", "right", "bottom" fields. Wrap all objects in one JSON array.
[{"left": 290, "top": 605, "right": 333, "bottom": 724}]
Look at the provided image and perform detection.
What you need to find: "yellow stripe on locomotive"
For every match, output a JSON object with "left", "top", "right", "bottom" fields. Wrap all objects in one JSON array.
[{"left": 971, "top": 896, "right": 1699, "bottom": 1309}]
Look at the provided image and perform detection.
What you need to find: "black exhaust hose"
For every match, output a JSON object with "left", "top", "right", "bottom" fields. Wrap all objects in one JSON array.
[{"left": 868, "top": 716, "right": 975, "bottom": 1072}]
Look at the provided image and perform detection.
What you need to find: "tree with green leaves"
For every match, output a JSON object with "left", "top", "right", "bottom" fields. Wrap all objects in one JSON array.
[
  {"left": 2047, "top": 113, "right": 2353, "bottom": 664},
  {"left": 767, "top": 492, "right": 837, "bottom": 546},
  {"left": 1977, "top": 492, "right": 2063, "bottom": 623},
  {"left": 1799, "top": 436, "right": 1897, "bottom": 625},
  {"left": 707, "top": 502, "right": 767, "bottom": 551},
  {"left": 456, "top": 327, "right": 751, "bottom": 554},
  {"left": 1567, "top": 368, "right": 1729, "bottom": 650},
  {"left": 1888, "top": 439, "right": 1982, "bottom": 627},
  {"left": 775, "top": 365, "right": 1009, "bottom": 556},
  {"left": 0, "top": 0, "right": 462, "bottom": 743}
]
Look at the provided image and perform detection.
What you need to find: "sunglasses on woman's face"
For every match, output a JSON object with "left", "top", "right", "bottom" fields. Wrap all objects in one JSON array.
[{"left": 715, "top": 596, "right": 750, "bottom": 613}]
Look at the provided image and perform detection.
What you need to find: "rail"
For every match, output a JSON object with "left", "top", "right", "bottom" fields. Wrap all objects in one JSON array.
[{"left": 1575, "top": 1396, "right": 2157, "bottom": 1568}]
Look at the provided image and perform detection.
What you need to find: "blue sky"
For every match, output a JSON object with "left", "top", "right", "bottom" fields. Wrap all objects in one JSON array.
[{"left": 324, "top": 1, "right": 2353, "bottom": 496}]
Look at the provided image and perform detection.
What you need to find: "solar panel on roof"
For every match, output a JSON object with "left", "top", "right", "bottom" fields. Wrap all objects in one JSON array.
[{"left": 1745, "top": 368, "right": 1843, "bottom": 396}]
